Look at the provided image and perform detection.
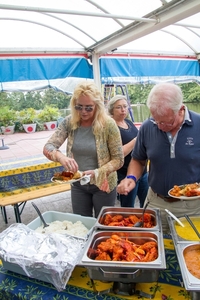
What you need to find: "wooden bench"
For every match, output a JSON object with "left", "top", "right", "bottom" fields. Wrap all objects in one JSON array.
[{"left": 0, "top": 161, "right": 71, "bottom": 223}]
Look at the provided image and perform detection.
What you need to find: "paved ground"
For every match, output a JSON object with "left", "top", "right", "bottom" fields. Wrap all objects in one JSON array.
[
  {"left": 0, "top": 130, "right": 67, "bottom": 166},
  {"left": 0, "top": 129, "right": 70, "bottom": 232}
]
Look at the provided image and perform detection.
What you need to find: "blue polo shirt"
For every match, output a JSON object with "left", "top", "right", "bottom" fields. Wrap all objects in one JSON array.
[{"left": 132, "top": 108, "right": 200, "bottom": 196}]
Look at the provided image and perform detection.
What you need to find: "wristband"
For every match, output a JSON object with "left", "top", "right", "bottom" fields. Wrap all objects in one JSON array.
[{"left": 126, "top": 175, "right": 137, "bottom": 183}]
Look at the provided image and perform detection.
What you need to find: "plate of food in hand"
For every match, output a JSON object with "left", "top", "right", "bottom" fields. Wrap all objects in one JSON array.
[
  {"left": 51, "top": 170, "right": 85, "bottom": 184},
  {"left": 168, "top": 183, "right": 200, "bottom": 200}
]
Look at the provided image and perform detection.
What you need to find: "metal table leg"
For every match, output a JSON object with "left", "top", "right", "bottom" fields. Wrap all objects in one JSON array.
[
  {"left": 14, "top": 204, "right": 21, "bottom": 223},
  {"left": 1, "top": 206, "right": 8, "bottom": 224}
]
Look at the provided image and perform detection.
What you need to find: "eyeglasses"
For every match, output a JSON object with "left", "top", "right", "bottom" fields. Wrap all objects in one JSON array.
[
  {"left": 74, "top": 105, "right": 94, "bottom": 112},
  {"left": 152, "top": 113, "right": 178, "bottom": 127},
  {"left": 114, "top": 105, "right": 128, "bottom": 110}
]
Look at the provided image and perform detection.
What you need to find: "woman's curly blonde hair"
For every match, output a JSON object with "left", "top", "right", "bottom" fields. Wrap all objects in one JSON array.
[{"left": 70, "top": 81, "right": 109, "bottom": 134}]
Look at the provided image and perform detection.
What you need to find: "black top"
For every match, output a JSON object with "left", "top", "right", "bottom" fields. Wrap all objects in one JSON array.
[{"left": 118, "top": 119, "right": 138, "bottom": 176}]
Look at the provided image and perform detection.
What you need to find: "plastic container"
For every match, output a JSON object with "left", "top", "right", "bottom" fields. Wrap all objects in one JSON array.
[{"left": 1, "top": 212, "right": 96, "bottom": 284}]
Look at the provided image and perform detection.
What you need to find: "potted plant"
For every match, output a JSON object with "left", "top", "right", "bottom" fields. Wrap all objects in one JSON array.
[
  {"left": 38, "top": 105, "right": 60, "bottom": 130},
  {"left": 17, "top": 108, "right": 38, "bottom": 133},
  {"left": 0, "top": 106, "right": 16, "bottom": 134}
]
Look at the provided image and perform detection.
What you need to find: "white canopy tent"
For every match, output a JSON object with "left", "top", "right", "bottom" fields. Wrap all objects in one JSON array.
[{"left": 0, "top": 0, "right": 200, "bottom": 92}]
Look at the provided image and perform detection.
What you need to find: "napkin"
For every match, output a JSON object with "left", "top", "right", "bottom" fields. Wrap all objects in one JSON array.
[{"left": 80, "top": 175, "right": 91, "bottom": 185}]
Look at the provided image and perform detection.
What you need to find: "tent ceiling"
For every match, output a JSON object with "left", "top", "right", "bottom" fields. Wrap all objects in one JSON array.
[
  {"left": 0, "top": 0, "right": 200, "bottom": 92},
  {"left": 0, "top": 0, "right": 200, "bottom": 58}
]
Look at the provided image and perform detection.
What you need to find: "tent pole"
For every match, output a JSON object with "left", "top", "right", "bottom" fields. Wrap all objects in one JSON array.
[{"left": 92, "top": 53, "right": 101, "bottom": 90}]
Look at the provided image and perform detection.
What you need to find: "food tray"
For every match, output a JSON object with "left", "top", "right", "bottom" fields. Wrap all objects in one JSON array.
[
  {"left": 94, "top": 206, "right": 161, "bottom": 231},
  {"left": 80, "top": 230, "right": 166, "bottom": 269},
  {"left": 167, "top": 214, "right": 200, "bottom": 243},
  {"left": 170, "top": 242, "right": 200, "bottom": 291},
  {"left": 167, "top": 215, "right": 200, "bottom": 291}
]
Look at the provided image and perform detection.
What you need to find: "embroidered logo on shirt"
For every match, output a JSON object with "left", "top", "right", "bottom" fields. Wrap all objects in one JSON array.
[{"left": 185, "top": 137, "right": 194, "bottom": 146}]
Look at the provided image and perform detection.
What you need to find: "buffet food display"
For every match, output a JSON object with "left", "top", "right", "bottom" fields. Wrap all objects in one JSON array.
[
  {"left": 167, "top": 214, "right": 200, "bottom": 298},
  {"left": 78, "top": 206, "right": 166, "bottom": 296},
  {"left": 0, "top": 207, "right": 166, "bottom": 296}
]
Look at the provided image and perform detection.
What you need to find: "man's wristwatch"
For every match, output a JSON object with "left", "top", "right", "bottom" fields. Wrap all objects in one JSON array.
[{"left": 126, "top": 175, "right": 137, "bottom": 183}]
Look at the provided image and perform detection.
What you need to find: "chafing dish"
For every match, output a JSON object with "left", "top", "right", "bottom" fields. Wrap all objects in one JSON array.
[
  {"left": 78, "top": 207, "right": 165, "bottom": 296},
  {"left": 79, "top": 230, "right": 166, "bottom": 282},
  {"left": 167, "top": 215, "right": 200, "bottom": 299},
  {"left": 94, "top": 206, "right": 161, "bottom": 231}
]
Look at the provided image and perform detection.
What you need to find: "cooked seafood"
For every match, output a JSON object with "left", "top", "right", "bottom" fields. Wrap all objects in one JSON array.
[
  {"left": 88, "top": 234, "right": 158, "bottom": 262},
  {"left": 101, "top": 213, "right": 155, "bottom": 228},
  {"left": 53, "top": 170, "right": 82, "bottom": 181},
  {"left": 169, "top": 183, "right": 200, "bottom": 197}
]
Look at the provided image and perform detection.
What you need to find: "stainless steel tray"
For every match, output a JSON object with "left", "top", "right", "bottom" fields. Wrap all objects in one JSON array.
[
  {"left": 94, "top": 206, "right": 161, "bottom": 231},
  {"left": 168, "top": 215, "right": 200, "bottom": 243},
  {"left": 80, "top": 230, "right": 166, "bottom": 269},
  {"left": 167, "top": 215, "right": 200, "bottom": 291}
]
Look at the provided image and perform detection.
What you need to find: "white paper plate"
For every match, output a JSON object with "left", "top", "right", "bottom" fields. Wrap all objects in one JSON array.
[
  {"left": 51, "top": 175, "right": 87, "bottom": 184},
  {"left": 168, "top": 184, "right": 200, "bottom": 200}
]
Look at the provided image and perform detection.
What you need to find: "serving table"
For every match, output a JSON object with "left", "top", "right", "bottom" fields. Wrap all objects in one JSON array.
[{"left": 0, "top": 236, "right": 191, "bottom": 300}]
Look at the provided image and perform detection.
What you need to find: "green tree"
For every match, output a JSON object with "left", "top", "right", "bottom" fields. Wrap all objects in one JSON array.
[
  {"left": 1, "top": 82, "right": 200, "bottom": 112},
  {"left": 42, "top": 88, "right": 71, "bottom": 109},
  {"left": 180, "top": 82, "right": 200, "bottom": 103},
  {"left": 0, "top": 91, "right": 16, "bottom": 108},
  {"left": 127, "top": 84, "right": 153, "bottom": 104},
  {"left": 24, "top": 91, "right": 43, "bottom": 109}
]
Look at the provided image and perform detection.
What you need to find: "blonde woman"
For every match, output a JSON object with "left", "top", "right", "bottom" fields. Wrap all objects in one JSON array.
[{"left": 43, "top": 81, "right": 124, "bottom": 218}]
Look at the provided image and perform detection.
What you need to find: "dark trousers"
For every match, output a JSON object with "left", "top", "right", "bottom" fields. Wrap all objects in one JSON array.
[
  {"left": 117, "top": 172, "right": 149, "bottom": 207},
  {"left": 71, "top": 182, "right": 117, "bottom": 218}
]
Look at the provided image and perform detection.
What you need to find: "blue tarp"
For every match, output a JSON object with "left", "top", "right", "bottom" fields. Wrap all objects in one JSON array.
[
  {"left": 0, "top": 54, "right": 200, "bottom": 92},
  {"left": 100, "top": 57, "right": 200, "bottom": 77},
  {"left": 0, "top": 56, "right": 93, "bottom": 83}
]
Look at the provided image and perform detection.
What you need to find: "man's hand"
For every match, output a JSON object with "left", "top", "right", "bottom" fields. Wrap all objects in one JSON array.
[{"left": 117, "top": 178, "right": 136, "bottom": 195}]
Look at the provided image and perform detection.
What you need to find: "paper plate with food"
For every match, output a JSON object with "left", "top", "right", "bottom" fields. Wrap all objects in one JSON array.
[
  {"left": 168, "top": 183, "right": 200, "bottom": 200},
  {"left": 51, "top": 170, "right": 86, "bottom": 184}
]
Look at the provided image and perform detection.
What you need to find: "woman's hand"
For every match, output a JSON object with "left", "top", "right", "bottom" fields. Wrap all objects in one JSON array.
[
  {"left": 57, "top": 153, "right": 79, "bottom": 173},
  {"left": 83, "top": 170, "right": 95, "bottom": 179}
]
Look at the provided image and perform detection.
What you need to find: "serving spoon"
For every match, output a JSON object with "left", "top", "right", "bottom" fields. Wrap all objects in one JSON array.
[
  {"left": 134, "top": 201, "right": 149, "bottom": 227},
  {"left": 165, "top": 209, "right": 184, "bottom": 227},
  {"left": 32, "top": 202, "right": 49, "bottom": 228}
]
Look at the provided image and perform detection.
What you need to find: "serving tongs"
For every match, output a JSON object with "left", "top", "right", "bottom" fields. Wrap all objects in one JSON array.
[
  {"left": 184, "top": 214, "right": 200, "bottom": 239},
  {"left": 134, "top": 201, "right": 149, "bottom": 227}
]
